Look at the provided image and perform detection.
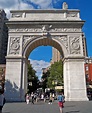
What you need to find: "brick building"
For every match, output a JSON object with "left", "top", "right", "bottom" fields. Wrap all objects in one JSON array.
[
  {"left": 85, "top": 58, "right": 92, "bottom": 84},
  {"left": 85, "top": 57, "right": 92, "bottom": 98}
]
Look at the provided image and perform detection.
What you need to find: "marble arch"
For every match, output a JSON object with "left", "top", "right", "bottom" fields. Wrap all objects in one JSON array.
[{"left": 5, "top": 7, "right": 88, "bottom": 101}]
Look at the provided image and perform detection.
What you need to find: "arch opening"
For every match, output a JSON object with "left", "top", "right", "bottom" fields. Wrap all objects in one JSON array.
[
  {"left": 24, "top": 37, "right": 64, "bottom": 95},
  {"left": 23, "top": 36, "right": 64, "bottom": 59}
]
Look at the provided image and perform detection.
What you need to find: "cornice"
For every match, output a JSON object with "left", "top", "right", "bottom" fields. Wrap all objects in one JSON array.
[
  {"left": 6, "top": 20, "right": 85, "bottom": 27},
  {"left": 10, "top": 9, "right": 80, "bottom": 13}
]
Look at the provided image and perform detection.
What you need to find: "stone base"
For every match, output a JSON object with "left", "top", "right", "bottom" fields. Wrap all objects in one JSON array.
[
  {"left": 5, "top": 98, "right": 25, "bottom": 102},
  {"left": 65, "top": 96, "right": 89, "bottom": 101},
  {"left": 64, "top": 57, "right": 88, "bottom": 101}
]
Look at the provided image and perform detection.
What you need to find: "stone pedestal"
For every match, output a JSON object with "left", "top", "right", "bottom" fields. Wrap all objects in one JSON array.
[
  {"left": 64, "top": 57, "right": 88, "bottom": 101},
  {"left": 4, "top": 57, "right": 27, "bottom": 101}
]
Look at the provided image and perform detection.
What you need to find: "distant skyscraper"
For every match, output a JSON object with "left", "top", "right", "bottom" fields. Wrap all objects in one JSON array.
[
  {"left": 0, "top": 9, "right": 8, "bottom": 64},
  {"left": 51, "top": 47, "right": 61, "bottom": 64},
  {"left": 82, "top": 33, "right": 88, "bottom": 57}
]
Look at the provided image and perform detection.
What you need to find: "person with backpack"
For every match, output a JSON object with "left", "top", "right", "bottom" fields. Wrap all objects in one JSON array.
[{"left": 57, "top": 92, "right": 65, "bottom": 113}]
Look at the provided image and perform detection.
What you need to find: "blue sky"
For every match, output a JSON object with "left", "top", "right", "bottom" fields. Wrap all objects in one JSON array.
[
  {"left": 0, "top": 0, "right": 92, "bottom": 79},
  {"left": 29, "top": 46, "right": 52, "bottom": 62}
]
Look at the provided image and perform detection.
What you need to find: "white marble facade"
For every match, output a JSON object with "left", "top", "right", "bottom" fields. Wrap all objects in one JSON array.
[{"left": 5, "top": 3, "right": 88, "bottom": 101}]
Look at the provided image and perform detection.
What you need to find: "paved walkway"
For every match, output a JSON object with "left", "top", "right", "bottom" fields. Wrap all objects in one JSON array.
[{"left": 2, "top": 100, "right": 92, "bottom": 113}]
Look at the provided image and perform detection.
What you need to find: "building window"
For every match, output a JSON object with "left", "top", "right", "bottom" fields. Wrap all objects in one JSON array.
[
  {"left": 86, "top": 82, "right": 89, "bottom": 85},
  {"left": 86, "top": 66, "right": 88, "bottom": 71},
  {"left": 86, "top": 74, "right": 89, "bottom": 78}
]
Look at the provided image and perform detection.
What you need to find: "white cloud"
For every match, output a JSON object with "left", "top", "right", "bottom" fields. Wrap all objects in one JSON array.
[
  {"left": 0, "top": 0, "right": 61, "bottom": 18},
  {"left": 0, "top": 0, "right": 34, "bottom": 18},
  {"left": 29, "top": 59, "right": 50, "bottom": 80},
  {"left": 31, "top": 0, "right": 53, "bottom": 9}
]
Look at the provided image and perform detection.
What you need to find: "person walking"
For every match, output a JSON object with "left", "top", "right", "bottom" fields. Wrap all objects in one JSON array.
[
  {"left": 48, "top": 93, "right": 53, "bottom": 104},
  {"left": 52, "top": 93, "right": 55, "bottom": 102},
  {"left": 26, "top": 94, "right": 30, "bottom": 104},
  {"left": 44, "top": 93, "right": 47, "bottom": 102},
  {"left": 0, "top": 89, "right": 5, "bottom": 113},
  {"left": 57, "top": 92, "right": 65, "bottom": 113},
  {"left": 31, "top": 92, "right": 34, "bottom": 104}
]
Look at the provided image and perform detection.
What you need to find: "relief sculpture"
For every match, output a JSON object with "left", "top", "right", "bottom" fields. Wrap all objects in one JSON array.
[
  {"left": 9, "top": 37, "right": 20, "bottom": 54},
  {"left": 70, "top": 37, "right": 80, "bottom": 54},
  {"left": 54, "top": 35, "right": 68, "bottom": 52},
  {"left": 23, "top": 35, "right": 35, "bottom": 49}
]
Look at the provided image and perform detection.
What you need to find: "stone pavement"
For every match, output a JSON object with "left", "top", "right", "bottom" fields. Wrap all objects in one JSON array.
[{"left": 2, "top": 100, "right": 92, "bottom": 113}]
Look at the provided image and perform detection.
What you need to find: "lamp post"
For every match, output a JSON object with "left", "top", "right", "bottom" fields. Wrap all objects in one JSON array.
[{"left": 28, "top": 82, "right": 32, "bottom": 86}]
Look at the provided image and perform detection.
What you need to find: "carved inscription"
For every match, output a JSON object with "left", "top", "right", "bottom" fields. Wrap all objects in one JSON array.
[
  {"left": 9, "top": 37, "right": 20, "bottom": 54},
  {"left": 70, "top": 37, "right": 80, "bottom": 54}
]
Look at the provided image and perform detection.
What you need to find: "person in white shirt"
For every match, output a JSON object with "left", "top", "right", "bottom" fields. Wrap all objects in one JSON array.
[{"left": 26, "top": 94, "right": 30, "bottom": 104}]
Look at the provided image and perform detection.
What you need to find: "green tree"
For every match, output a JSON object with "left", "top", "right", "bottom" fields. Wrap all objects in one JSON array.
[
  {"left": 41, "top": 70, "right": 50, "bottom": 91},
  {"left": 27, "top": 64, "right": 39, "bottom": 93},
  {"left": 47, "top": 60, "right": 63, "bottom": 89}
]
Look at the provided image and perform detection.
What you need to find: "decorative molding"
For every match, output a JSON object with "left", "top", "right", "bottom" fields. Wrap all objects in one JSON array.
[
  {"left": 69, "top": 37, "right": 80, "bottom": 54},
  {"left": 9, "top": 37, "right": 20, "bottom": 55},
  {"left": 50, "top": 28, "right": 81, "bottom": 32},
  {"left": 11, "top": 13, "right": 23, "bottom": 18},
  {"left": 9, "top": 28, "right": 81, "bottom": 33},
  {"left": 9, "top": 28, "right": 42, "bottom": 32},
  {"left": 67, "top": 12, "right": 78, "bottom": 17}
]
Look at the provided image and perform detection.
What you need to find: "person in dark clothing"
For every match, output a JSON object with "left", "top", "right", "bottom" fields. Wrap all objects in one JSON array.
[
  {"left": 31, "top": 92, "right": 34, "bottom": 104},
  {"left": 0, "top": 89, "right": 5, "bottom": 113}
]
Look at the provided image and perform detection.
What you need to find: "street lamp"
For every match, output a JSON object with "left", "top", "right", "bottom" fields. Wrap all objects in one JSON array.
[{"left": 28, "top": 82, "right": 32, "bottom": 86}]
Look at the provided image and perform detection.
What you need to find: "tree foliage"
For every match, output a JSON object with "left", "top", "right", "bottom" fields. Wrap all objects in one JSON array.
[
  {"left": 47, "top": 60, "right": 63, "bottom": 89},
  {"left": 41, "top": 70, "right": 50, "bottom": 91},
  {"left": 27, "top": 64, "right": 39, "bottom": 93}
]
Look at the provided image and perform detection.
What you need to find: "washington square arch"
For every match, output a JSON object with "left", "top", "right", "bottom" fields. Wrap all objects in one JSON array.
[{"left": 5, "top": 3, "right": 89, "bottom": 101}]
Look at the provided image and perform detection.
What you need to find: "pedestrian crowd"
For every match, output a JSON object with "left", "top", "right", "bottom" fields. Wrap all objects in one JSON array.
[
  {"left": 0, "top": 87, "right": 65, "bottom": 113},
  {"left": 25, "top": 91, "right": 65, "bottom": 113},
  {"left": 25, "top": 91, "right": 56, "bottom": 105}
]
